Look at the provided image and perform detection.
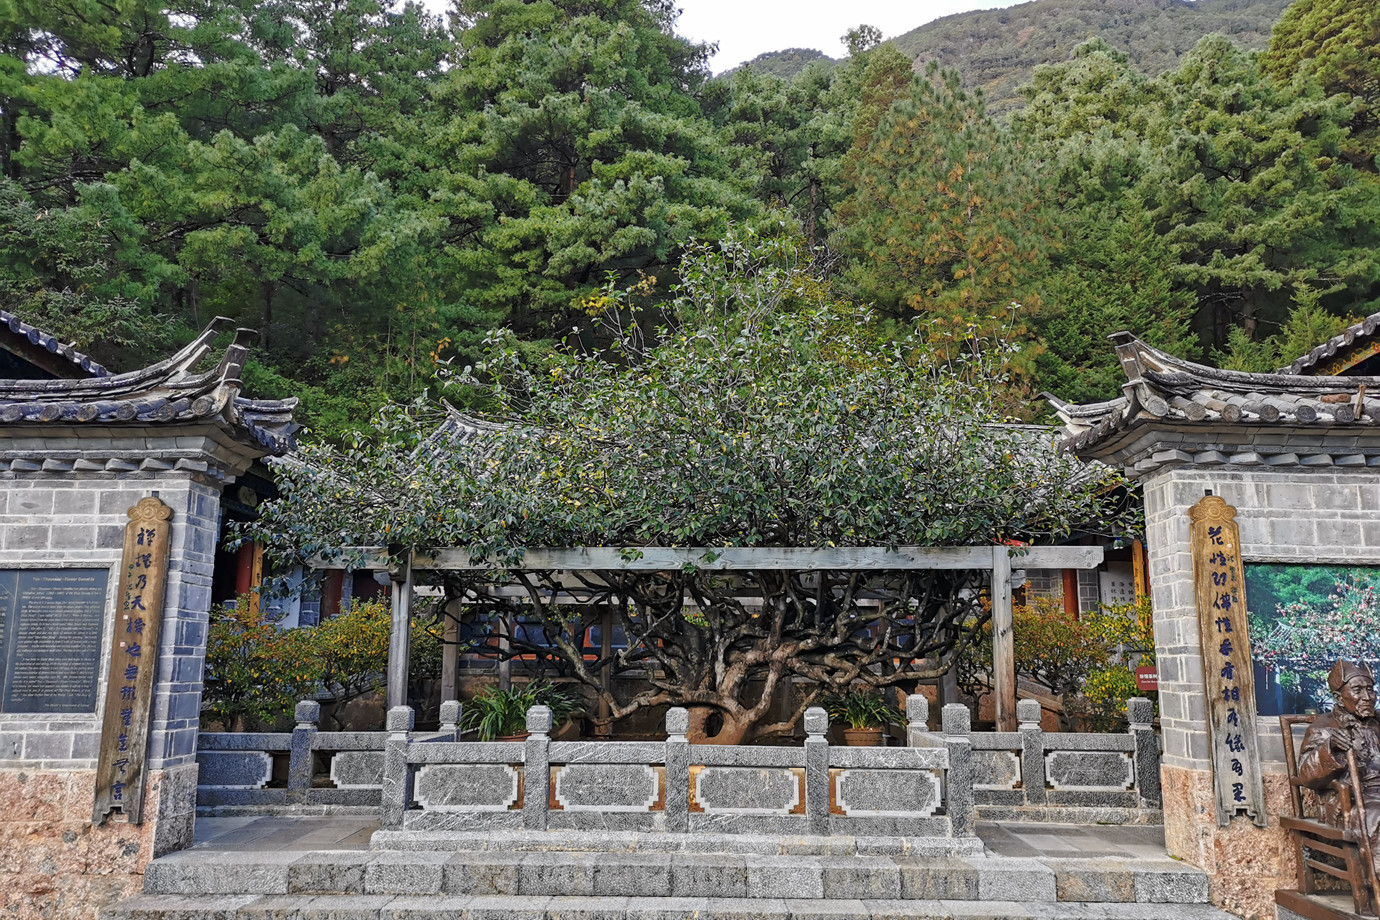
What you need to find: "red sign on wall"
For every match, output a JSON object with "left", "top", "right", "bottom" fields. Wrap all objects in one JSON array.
[{"left": 1134, "top": 666, "right": 1158, "bottom": 692}]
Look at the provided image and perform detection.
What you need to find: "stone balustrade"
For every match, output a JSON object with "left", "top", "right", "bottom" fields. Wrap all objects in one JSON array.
[
  {"left": 194, "top": 695, "right": 1161, "bottom": 829},
  {"left": 195, "top": 699, "right": 460, "bottom": 810},
  {"left": 381, "top": 696, "right": 961, "bottom": 838},
  {"left": 961, "top": 697, "right": 1161, "bottom": 823}
]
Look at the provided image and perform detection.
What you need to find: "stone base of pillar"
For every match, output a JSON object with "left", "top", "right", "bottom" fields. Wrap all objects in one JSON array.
[
  {"left": 0, "top": 763, "right": 198, "bottom": 920},
  {"left": 1161, "top": 763, "right": 1300, "bottom": 920}
]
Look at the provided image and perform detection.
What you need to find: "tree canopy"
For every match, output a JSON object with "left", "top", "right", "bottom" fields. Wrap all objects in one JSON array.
[
  {"left": 247, "top": 232, "right": 1136, "bottom": 742},
  {"left": 1, "top": 0, "right": 1376, "bottom": 427}
]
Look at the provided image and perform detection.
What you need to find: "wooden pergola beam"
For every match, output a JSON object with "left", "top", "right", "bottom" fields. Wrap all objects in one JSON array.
[
  {"left": 353, "top": 544, "right": 1106, "bottom": 730},
  {"left": 339, "top": 544, "right": 1104, "bottom": 572}
]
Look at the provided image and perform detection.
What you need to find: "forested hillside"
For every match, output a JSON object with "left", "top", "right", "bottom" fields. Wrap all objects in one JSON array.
[
  {"left": 892, "top": 0, "right": 1292, "bottom": 112},
  {"left": 727, "top": 48, "right": 837, "bottom": 81},
  {"left": 1, "top": 0, "right": 1376, "bottom": 438}
]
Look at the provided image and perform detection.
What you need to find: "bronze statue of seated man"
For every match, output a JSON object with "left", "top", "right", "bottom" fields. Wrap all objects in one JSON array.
[{"left": 1299, "top": 660, "right": 1380, "bottom": 882}]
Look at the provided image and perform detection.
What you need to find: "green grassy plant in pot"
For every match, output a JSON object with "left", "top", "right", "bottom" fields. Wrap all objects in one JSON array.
[
  {"left": 823, "top": 687, "right": 898, "bottom": 746},
  {"left": 462, "top": 679, "right": 584, "bottom": 741}
]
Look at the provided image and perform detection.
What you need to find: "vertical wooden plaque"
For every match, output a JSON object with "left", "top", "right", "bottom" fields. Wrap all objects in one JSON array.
[
  {"left": 93, "top": 497, "right": 173, "bottom": 825},
  {"left": 1189, "top": 495, "right": 1266, "bottom": 827}
]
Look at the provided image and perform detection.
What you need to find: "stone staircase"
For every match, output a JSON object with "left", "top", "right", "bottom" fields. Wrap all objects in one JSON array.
[{"left": 102, "top": 831, "right": 1238, "bottom": 920}]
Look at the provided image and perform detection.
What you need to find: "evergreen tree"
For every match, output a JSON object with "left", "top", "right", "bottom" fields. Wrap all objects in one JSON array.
[
  {"left": 1263, "top": 0, "right": 1379, "bottom": 169},
  {"left": 837, "top": 63, "right": 1054, "bottom": 363},
  {"left": 416, "top": 0, "right": 758, "bottom": 338},
  {"left": 1146, "top": 36, "right": 1380, "bottom": 346}
]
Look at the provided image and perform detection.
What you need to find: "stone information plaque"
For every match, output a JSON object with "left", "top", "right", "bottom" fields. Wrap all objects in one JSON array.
[
  {"left": 93, "top": 496, "right": 173, "bottom": 825},
  {"left": 0, "top": 569, "right": 109, "bottom": 713},
  {"left": 1189, "top": 495, "right": 1266, "bottom": 827}
]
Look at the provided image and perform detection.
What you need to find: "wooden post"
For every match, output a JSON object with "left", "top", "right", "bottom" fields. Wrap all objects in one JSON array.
[
  {"left": 440, "top": 600, "right": 458, "bottom": 704},
  {"left": 596, "top": 607, "right": 613, "bottom": 737},
  {"left": 498, "top": 611, "right": 512, "bottom": 691},
  {"left": 1132, "top": 538, "right": 1149, "bottom": 601},
  {"left": 234, "top": 541, "right": 264, "bottom": 618},
  {"left": 386, "top": 554, "right": 413, "bottom": 710},
  {"left": 992, "top": 545, "right": 1016, "bottom": 732},
  {"left": 1061, "top": 569, "right": 1079, "bottom": 616}
]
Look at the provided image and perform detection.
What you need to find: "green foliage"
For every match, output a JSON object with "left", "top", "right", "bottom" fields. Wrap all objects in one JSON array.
[
  {"left": 461, "top": 679, "right": 584, "bottom": 741},
  {"left": 821, "top": 686, "right": 898, "bottom": 730},
  {"left": 249, "top": 232, "right": 1136, "bottom": 744},
  {"left": 1016, "top": 33, "right": 1380, "bottom": 401},
  {"left": 1263, "top": 0, "right": 1379, "bottom": 167},
  {"left": 729, "top": 49, "right": 837, "bottom": 82},
  {"left": 1252, "top": 570, "right": 1380, "bottom": 670},
  {"left": 2, "top": 0, "right": 1371, "bottom": 427},
  {"left": 251, "top": 228, "right": 1133, "bottom": 558},
  {"left": 957, "top": 595, "right": 1155, "bottom": 730},
  {"left": 202, "top": 596, "right": 320, "bottom": 731},
  {"left": 416, "top": 0, "right": 758, "bottom": 337},
  {"left": 1218, "top": 296, "right": 1357, "bottom": 372},
  {"left": 837, "top": 64, "right": 1054, "bottom": 373},
  {"left": 890, "top": 0, "right": 1291, "bottom": 115},
  {"left": 202, "top": 594, "right": 433, "bottom": 731},
  {"left": 311, "top": 598, "right": 392, "bottom": 711}
]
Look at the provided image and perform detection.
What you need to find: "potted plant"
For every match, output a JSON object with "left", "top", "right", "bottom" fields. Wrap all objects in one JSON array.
[
  {"left": 822, "top": 687, "right": 897, "bottom": 746},
  {"left": 462, "top": 679, "right": 584, "bottom": 741}
]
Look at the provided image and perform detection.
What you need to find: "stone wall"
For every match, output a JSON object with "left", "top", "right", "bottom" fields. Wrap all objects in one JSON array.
[
  {"left": 1, "top": 428, "right": 266, "bottom": 920},
  {"left": 1143, "top": 465, "right": 1380, "bottom": 919}
]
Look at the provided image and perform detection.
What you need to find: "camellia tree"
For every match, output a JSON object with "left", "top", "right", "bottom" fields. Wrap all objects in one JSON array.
[{"left": 248, "top": 229, "right": 1136, "bottom": 743}]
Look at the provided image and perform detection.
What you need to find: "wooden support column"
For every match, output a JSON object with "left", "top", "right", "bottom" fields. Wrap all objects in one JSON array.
[
  {"left": 386, "top": 554, "right": 414, "bottom": 710},
  {"left": 1132, "top": 538, "right": 1149, "bottom": 600},
  {"left": 595, "top": 607, "right": 613, "bottom": 738},
  {"left": 992, "top": 545, "right": 1016, "bottom": 732},
  {"left": 498, "top": 612, "right": 512, "bottom": 691},
  {"left": 440, "top": 600, "right": 458, "bottom": 703},
  {"left": 234, "top": 541, "right": 264, "bottom": 617},
  {"left": 1062, "top": 568, "right": 1079, "bottom": 616}
]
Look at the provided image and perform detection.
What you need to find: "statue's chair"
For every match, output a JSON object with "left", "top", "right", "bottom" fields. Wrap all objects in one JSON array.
[{"left": 1279, "top": 714, "right": 1375, "bottom": 915}]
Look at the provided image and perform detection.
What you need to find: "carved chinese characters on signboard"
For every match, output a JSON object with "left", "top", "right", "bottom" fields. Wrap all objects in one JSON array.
[
  {"left": 93, "top": 497, "right": 173, "bottom": 824},
  {"left": 1189, "top": 495, "right": 1266, "bottom": 827}
]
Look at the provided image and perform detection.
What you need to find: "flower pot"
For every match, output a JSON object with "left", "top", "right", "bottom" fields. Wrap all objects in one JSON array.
[
  {"left": 843, "top": 727, "right": 884, "bottom": 747},
  {"left": 496, "top": 731, "right": 531, "bottom": 742}
]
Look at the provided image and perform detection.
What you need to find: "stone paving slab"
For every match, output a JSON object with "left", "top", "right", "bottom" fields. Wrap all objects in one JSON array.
[
  {"left": 142, "top": 847, "right": 1209, "bottom": 906},
  {"left": 102, "top": 894, "right": 1243, "bottom": 919}
]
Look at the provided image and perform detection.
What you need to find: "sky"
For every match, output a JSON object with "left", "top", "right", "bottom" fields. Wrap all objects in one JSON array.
[
  {"left": 673, "top": 0, "right": 1025, "bottom": 72},
  {"left": 419, "top": 0, "right": 1028, "bottom": 73}
]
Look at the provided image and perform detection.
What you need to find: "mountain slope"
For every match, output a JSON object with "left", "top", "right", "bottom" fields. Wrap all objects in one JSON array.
[
  {"left": 892, "top": 0, "right": 1291, "bottom": 111},
  {"left": 725, "top": 47, "right": 838, "bottom": 80}
]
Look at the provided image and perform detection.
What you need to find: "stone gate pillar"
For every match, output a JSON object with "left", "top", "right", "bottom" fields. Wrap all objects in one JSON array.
[
  {"left": 0, "top": 319, "right": 295, "bottom": 920},
  {"left": 1054, "top": 332, "right": 1380, "bottom": 920}
]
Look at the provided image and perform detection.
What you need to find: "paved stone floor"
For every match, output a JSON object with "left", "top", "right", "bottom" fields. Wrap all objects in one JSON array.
[{"left": 190, "top": 815, "right": 1170, "bottom": 861}]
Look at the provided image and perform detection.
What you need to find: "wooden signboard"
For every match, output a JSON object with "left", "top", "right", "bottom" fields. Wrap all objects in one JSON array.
[
  {"left": 1189, "top": 495, "right": 1266, "bottom": 827},
  {"left": 93, "top": 497, "right": 173, "bottom": 825}
]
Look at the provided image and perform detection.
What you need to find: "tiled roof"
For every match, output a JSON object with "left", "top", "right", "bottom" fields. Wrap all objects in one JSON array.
[
  {"left": 0, "top": 309, "right": 109, "bottom": 378},
  {"left": 0, "top": 316, "right": 298, "bottom": 453},
  {"left": 1280, "top": 310, "right": 1380, "bottom": 376},
  {"left": 1051, "top": 332, "right": 1380, "bottom": 461}
]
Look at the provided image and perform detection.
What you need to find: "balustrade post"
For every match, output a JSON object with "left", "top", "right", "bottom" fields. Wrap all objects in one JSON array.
[
  {"left": 906, "top": 694, "right": 934, "bottom": 747},
  {"left": 664, "top": 708, "right": 690, "bottom": 833},
  {"left": 804, "top": 707, "right": 830, "bottom": 835},
  {"left": 523, "top": 705, "right": 552, "bottom": 831},
  {"left": 287, "top": 700, "right": 319, "bottom": 804},
  {"left": 438, "top": 700, "right": 462, "bottom": 741},
  {"left": 1128, "top": 697, "right": 1161, "bottom": 808},
  {"left": 942, "top": 703, "right": 976, "bottom": 836},
  {"left": 1017, "top": 699, "right": 1047, "bottom": 806},
  {"left": 381, "top": 705, "right": 414, "bottom": 829}
]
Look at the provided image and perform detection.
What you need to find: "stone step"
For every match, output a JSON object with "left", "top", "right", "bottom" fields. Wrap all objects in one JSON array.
[
  {"left": 139, "top": 849, "right": 1210, "bottom": 905},
  {"left": 102, "top": 893, "right": 1240, "bottom": 920},
  {"left": 369, "top": 830, "right": 986, "bottom": 858}
]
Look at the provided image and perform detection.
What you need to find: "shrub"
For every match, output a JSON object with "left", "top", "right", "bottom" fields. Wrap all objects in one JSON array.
[{"left": 202, "top": 596, "right": 321, "bottom": 731}]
